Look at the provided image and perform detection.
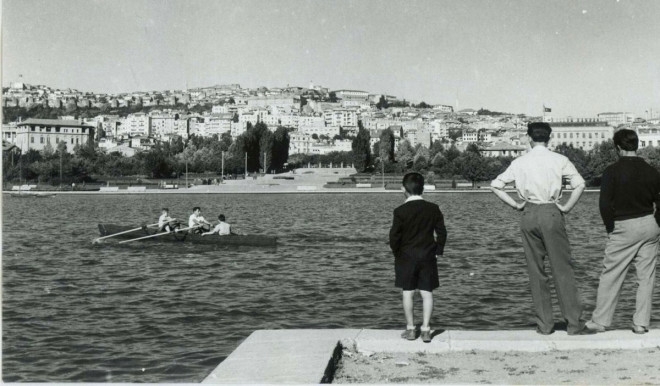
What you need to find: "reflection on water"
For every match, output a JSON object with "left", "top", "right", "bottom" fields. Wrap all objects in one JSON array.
[{"left": 2, "top": 192, "right": 657, "bottom": 382}]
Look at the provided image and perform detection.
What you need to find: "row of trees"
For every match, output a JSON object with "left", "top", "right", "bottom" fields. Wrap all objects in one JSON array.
[{"left": 3, "top": 122, "right": 292, "bottom": 184}]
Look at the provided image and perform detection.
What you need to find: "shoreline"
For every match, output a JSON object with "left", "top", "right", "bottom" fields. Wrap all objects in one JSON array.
[
  {"left": 2, "top": 188, "right": 601, "bottom": 195},
  {"left": 201, "top": 329, "right": 660, "bottom": 384}
]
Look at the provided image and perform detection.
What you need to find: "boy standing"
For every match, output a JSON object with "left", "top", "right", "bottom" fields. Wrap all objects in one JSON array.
[{"left": 389, "top": 172, "right": 447, "bottom": 342}]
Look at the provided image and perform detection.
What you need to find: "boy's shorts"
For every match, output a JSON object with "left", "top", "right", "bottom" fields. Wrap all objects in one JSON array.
[{"left": 395, "top": 257, "right": 439, "bottom": 291}]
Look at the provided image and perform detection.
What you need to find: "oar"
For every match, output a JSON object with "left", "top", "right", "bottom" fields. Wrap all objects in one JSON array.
[
  {"left": 93, "top": 223, "right": 159, "bottom": 244},
  {"left": 118, "top": 225, "right": 201, "bottom": 244}
]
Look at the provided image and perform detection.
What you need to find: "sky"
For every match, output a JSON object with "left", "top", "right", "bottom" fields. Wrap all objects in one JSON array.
[{"left": 2, "top": 0, "right": 659, "bottom": 117}]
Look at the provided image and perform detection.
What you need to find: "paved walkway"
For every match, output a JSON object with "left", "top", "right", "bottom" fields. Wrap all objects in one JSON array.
[{"left": 202, "top": 329, "right": 660, "bottom": 383}]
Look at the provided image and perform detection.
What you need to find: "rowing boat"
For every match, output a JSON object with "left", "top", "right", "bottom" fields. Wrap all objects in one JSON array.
[{"left": 97, "top": 224, "right": 277, "bottom": 246}]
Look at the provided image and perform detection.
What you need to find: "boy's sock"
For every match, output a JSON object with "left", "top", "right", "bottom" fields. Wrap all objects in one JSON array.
[
  {"left": 406, "top": 325, "right": 415, "bottom": 330},
  {"left": 420, "top": 326, "right": 430, "bottom": 332}
]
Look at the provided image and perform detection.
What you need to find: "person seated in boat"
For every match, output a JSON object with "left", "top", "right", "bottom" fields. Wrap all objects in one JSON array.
[
  {"left": 189, "top": 207, "right": 211, "bottom": 233},
  {"left": 158, "top": 208, "right": 179, "bottom": 232},
  {"left": 202, "top": 214, "right": 235, "bottom": 236}
]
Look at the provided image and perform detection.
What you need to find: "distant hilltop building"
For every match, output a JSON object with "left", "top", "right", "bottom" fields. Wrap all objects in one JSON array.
[
  {"left": 4, "top": 118, "right": 95, "bottom": 154},
  {"left": 597, "top": 112, "right": 636, "bottom": 126},
  {"left": 546, "top": 121, "right": 613, "bottom": 151}
]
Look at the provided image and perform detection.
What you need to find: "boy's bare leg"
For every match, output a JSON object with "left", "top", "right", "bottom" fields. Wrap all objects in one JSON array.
[
  {"left": 402, "top": 290, "right": 415, "bottom": 329},
  {"left": 420, "top": 290, "right": 433, "bottom": 331}
]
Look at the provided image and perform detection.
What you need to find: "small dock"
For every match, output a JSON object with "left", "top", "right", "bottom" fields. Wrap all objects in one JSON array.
[{"left": 202, "top": 329, "right": 660, "bottom": 383}]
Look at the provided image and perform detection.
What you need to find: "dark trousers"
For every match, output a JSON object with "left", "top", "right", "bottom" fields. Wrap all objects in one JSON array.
[{"left": 520, "top": 204, "right": 584, "bottom": 334}]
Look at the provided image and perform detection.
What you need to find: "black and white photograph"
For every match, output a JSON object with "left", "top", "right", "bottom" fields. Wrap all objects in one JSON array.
[{"left": 2, "top": 0, "right": 660, "bottom": 383}]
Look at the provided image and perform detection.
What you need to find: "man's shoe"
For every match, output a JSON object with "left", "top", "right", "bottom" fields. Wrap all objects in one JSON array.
[
  {"left": 401, "top": 329, "right": 416, "bottom": 340},
  {"left": 632, "top": 324, "right": 649, "bottom": 334},
  {"left": 568, "top": 326, "right": 598, "bottom": 335},
  {"left": 420, "top": 330, "right": 432, "bottom": 343},
  {"left": 585, "top": 320, "right": 606, "bottom": 333},
  {"left": 536, "top": 327, "right": 554, "bottom": 335}
]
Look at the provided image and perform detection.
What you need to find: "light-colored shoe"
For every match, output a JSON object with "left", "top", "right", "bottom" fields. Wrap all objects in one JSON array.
[
  {"left": 632, "top": 324, "right": 649, "bottom": 334},
  {"left": 585, "top": 320, "right": 606, "bottom": 333},
  {"left": 400, "top": 329, "right": 416, "bottom": 340}
]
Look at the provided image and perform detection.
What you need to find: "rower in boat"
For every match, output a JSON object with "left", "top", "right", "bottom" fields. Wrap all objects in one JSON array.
[
  {"left": 189, "top": 206, "right": 211, "bottom": 234},
  {"left": 202, "top": 214, "right": 237, "bottom": 236},
  {"left": 158, "top": 207, "right": 179, "bottom": 232}
]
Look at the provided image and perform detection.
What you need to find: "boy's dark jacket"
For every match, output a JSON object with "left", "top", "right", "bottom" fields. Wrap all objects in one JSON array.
[{"left": 389, "top": 198, "right": 447, "bottom": 260}]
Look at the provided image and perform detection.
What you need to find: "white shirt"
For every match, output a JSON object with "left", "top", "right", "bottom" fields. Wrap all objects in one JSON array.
[
  {"left": 209, "top": 221, "right": 231, "bottom": 235},
  {"left": 490, "top": 145, "right": 585, "bottom": 204},
  {"left": 158, "top": 213, "right": 172, "bottom": 228},
  {"left": 189, "top": 213, "right": 206, "bottom": 228},
  {"left": 405, "top": 195, "right": 424, "bottom": 203}
]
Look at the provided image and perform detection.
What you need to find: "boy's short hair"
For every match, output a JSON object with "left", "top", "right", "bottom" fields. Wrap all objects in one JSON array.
[
  {"left": 193, "top": 206, "right": 201, "bottom": 212},
  {"left": 218, "top": 214, "right": 226, "bottom": 221},
  {"left": 402, "top": 172, "right": 424, "bottom": 195},
  {"left": 527, "top": 122, "right": 552, "bottom": 143},
  {"left": 613, "top": 129, "right": 638, "bottom": 151},
  {"left": 162, "top": 207, "right": 169, "bottom": 212}
]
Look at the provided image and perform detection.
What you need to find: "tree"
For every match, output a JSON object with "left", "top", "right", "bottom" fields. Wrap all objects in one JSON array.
[
  {"left": 448, "top": 128, "right": 463, "bottom": 142},
  {"left": 444, "top": 144, "right": 461, "bottom": 163},
  {"left": 465, "top": 143, "right": 481, "bottom": 155},
  {"left": 395, "top": 139, "right": 415, "bottom": 171},
  {"left": 327, "top": 91, "right": 338, "bottom": 103},
  {"left": 376, "top": 95, "right": 389, "bottom": 110},
  {"left": 259, "top": 129, "right": 274, "bottom": 172},
  {"left": 456, "top": 151, "right": 491, "bottom": 187},
  {"left": 351, "top": 126, "right": 372, "bottom": 171},
  {"left": 429, "top": 141, "right": 445, "bottom": 160},
  {"left": 586, "top": 140, "right": 618, "bottom": 185},
  {"left": 312, "top": 133, "right": 319, "bottom": 140},
  {"left": 379, "top": 128, "right": 395, "bottom": 163},
  {"left": 271, "top": 127, "right": 290, "bottom": 171},
  {"left": 414, "top": 101, "right": 431, "bottom": 109}
]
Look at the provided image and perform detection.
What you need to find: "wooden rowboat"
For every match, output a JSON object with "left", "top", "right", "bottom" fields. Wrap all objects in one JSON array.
[{"left": 97, "top": 224, "right": 277, "bottom": 246}]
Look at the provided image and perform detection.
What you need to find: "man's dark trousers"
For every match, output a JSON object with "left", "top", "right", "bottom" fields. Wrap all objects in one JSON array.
[{"left": 520, "top": 203, "right": 584, "bottom": 334}]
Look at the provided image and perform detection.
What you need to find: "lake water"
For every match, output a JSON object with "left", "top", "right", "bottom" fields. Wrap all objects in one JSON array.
[{"left": 3, "top": 192, "right": 658, "bottom": 382}]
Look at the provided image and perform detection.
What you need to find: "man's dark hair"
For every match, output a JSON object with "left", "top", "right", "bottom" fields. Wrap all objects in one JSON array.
[
  {"left": 162, "top": 207, "right": 169, "bottom": 212},
  {"left": 402, "top": 172, "right": 424, "bottom": 195},
  {"left": 613, "top": 129, "right": 638, "bottom": 151},
  {"left": 218, "top": 214, "right": 226, "bottom": 221},
  {"left": 193, "top": 206, "right": 201, "bottom": 212},
  {"left": 527, "top": 122, "right": 552, "bottom": 143}
]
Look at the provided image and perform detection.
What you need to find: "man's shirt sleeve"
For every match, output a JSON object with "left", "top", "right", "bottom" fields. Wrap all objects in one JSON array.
[
  {"left": 491, "top": 162, "right": 516, "bottom": 189},
  {"left": 599, "top": 167, "right": 615, "bottom": 233},
  {"left": 562, "top": 159, "right": 586, "bottom": 188}
]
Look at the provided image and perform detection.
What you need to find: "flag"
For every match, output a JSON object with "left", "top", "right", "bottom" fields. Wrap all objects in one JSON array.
[{"left": 543, "top": 106, "right": 552, "bottom": 113}]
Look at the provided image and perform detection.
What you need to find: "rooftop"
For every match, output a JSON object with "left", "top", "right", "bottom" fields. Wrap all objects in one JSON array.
[{"left": 18, "top": 118, "right": 95, "bottom": 128}]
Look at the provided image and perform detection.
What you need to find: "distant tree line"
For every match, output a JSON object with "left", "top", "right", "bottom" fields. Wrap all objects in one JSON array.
[{"left": 3, "top": 123, "right": 291, "bottom": 184}]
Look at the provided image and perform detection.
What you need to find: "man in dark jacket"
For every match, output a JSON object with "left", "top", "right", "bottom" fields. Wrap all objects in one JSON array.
[
  {"left": 587, "top": 129, "right": 660, "bottom": 334},
  {"left": 389, "top": 172, "right": 447, "bottom": 342}
]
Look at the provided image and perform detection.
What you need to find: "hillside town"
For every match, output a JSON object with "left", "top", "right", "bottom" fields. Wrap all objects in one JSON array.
[{"left": 4, "top": 80, "right": 660, "bottom": 159}]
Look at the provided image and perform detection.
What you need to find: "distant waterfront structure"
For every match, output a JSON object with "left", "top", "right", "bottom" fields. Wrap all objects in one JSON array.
[{"left": 4, "top": 118, "right": 95, "bottom": 154}]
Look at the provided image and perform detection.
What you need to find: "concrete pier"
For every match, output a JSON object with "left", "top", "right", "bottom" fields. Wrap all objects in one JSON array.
[{"left": 202, "top": 329, "right": 660, "bottom": 383}]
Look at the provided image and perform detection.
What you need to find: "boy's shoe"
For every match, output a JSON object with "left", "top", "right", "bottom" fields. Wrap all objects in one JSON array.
[
  {"left": 400, "top": 329, "right": 417, "bottom": 340},
  {"left": 420, "top": 330, "right": 432, "bottom": 343},
  {"left": 632, "top": 324, "right": 649, "bottom": 334},
  {"left": 585, "top": 320, "right": 606, "bottom": 333}
]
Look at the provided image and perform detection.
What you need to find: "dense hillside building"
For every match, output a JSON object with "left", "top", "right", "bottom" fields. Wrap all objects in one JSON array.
[{"left": 5, "top": 118, "right": 95, "bottom": 153}]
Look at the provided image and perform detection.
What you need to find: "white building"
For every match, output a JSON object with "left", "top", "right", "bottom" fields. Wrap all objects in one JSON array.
[
  {"left": 637, "top": 127, "right": 660, "bottom": 148},
  {"left": 300, "top": 125, "right": 340, "bottom": 138},
  {"left": 547, "top": 122, "right": 614, "bottom": 151},
  {"left": 289, "top": 131, "right": 313, "bottom": 154},
  {"left": 597, "top": 112, "right": 635, "bottom": 127},
  {"left": 123, "top": 113, "right": 151, "bottom": 137},
  {"left": 324, "top": 108, "right": 358, "bottom": 129},
  {"left": 7, "top": 118, "right": 95, "bottom": 154}
]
